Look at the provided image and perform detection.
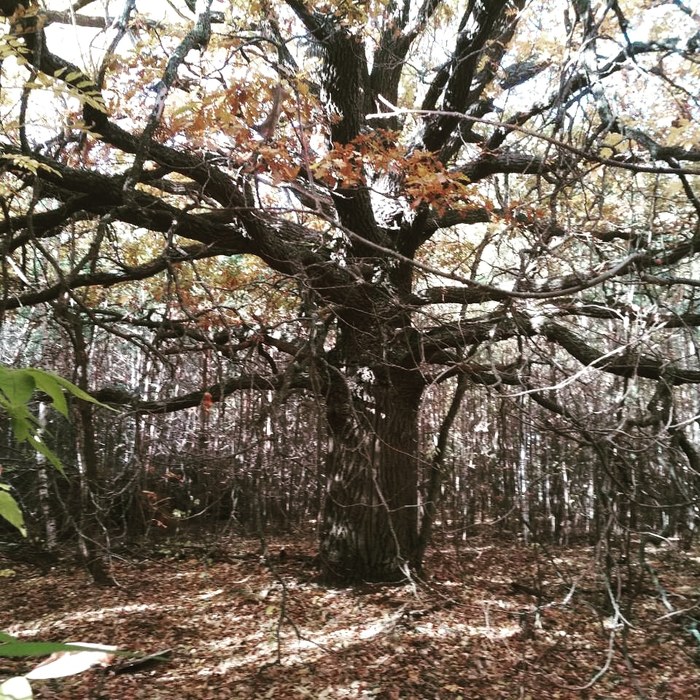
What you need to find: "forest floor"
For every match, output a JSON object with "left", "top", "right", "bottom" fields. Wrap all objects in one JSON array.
[{"left": 2, "top": 534, "right": 699, "bottom": 699}]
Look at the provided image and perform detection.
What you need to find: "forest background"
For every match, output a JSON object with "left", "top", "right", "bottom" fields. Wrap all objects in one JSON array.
[{"left": 0, "top": 0, "right": 699, "bottom": 696}]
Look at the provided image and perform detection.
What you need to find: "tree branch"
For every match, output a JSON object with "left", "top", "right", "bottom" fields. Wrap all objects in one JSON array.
[{"left": 92, "top": 371, "right": 312, "bottom": 413}]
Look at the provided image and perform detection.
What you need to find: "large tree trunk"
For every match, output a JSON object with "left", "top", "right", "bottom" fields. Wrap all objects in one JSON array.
[{"left": 319, "top": 364, "right": 424, "bottom": 582}]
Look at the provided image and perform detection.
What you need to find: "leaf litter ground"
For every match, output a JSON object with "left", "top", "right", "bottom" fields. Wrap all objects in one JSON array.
[{"left": 2, "top": 536, "right": 698, "bottom": 699}]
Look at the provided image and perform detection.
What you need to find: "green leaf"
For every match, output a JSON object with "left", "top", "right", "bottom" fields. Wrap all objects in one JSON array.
[
  {"left": 0, "top": 488, "right": 26, "bottom": 536},
  {"left": 3, "top": 366, "right": 114, "bottom": 415},
  {"left": 7, "top": 405, "right": 36, "bottom": 443},
  {"left": 0, "top": 632, "right": 18, "bottom": 643},
  {"left": 25, "top": 370, "right": 68, "bottom": 416},
  {"left": 0, "top": 641, "right": 116, "bottom": 659},
  {"left": 0, "top": 366, "right": 112, "bottom": 533},
  {"left": 25, "top": 436, "right": 64, "bottom": 473},
  {"left": 44, "top": 372, "right": 112, "bottom": 408},
  {"left": 0, "top": 368, "right": 35, "bottom": 408}
]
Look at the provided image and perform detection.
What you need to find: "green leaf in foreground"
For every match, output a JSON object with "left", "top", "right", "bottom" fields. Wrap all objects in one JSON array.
[
  {"left": 0, "top": 365, "right": 115, "bottom": 533},
  {"left": 0, "top": 487, "right": 26, "bottom": 536},
  {"left": 24, "top": 370, "right": 68, "bottom": 416},
  {"left": 0, "top": 641, "right": 119, "bottom": 658},
  {"left": 30, "top": 370, "right": 113, "bottom": 409},
  {"left": 0, "top": 368, "right": 34, "bottom": 408}
]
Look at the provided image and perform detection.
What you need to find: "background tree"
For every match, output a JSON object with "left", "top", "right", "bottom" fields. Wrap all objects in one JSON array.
[{"left": 0, "top": 0, "right": 698, "bottom": 583}]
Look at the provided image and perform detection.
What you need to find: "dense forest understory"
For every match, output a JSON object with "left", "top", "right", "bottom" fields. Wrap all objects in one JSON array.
[{"left": 1, "top": 0, "right": 700, "bottom": 694}]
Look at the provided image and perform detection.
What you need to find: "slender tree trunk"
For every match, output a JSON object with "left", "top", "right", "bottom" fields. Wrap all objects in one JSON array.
[
  {"left": 74, "top": 399, "right": 115, "bottom": 585},
  {"left": 418, "top": 374, "right": 468, "bottom": 562},
  {"left": 518, "top": 397, "right": 531, "bottom": 543},
  {"left": 35, "top": 401, "right": 57, "bottom": 551},
  {"left": 55, "top": 298, "right": 115, "bottom": 585},
  {"left": 560, "top": 458, "right": 571, "bottom": 545},
  {"left": 319, "top": 366, "right": 423, "bottom": 582}
]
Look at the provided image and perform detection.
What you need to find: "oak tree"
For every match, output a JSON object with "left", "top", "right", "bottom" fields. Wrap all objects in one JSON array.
[{"left": 1, "top": 0, "right": 699, "bottom": 581}]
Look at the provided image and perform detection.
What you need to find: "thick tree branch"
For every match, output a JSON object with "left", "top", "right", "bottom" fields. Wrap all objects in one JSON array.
[
  {"left": 420, "top": 1, "right": 521, "bottom": 155},
  {"left": 539, "top": 320, "right": 700, "bottom": 385},
  {"left": 92, "top": 371, "right": 312, "bottom": 414},
  {"left": 0, "top": 243, "right": 225, "bottom": 312}
]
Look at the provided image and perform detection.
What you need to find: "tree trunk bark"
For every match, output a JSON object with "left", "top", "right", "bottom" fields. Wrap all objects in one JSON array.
[
  {"left": 75, "top": 399, "right": 115, "bottom": 586},
  {"left": 35, "top": 401, "right": 58, "bottom": 551},
  {"left": 54, "top": 298, "right": 115, "bottom": 586},
  {"left": 418, "top": 374, "right": 468, "bottom": 562},
  {"left": 319, "top": 365, "right": 423, "bottom": 582}
]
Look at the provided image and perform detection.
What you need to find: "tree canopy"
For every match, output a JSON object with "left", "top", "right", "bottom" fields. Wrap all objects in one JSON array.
[{"left": 0, "top": 0, "right": 699, "bottom": 582}]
